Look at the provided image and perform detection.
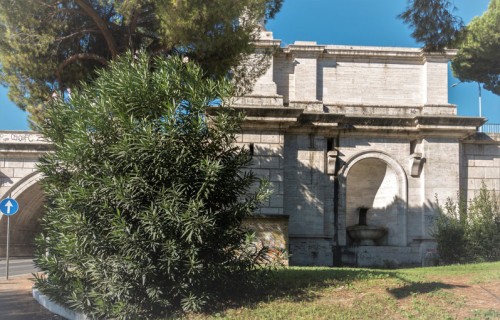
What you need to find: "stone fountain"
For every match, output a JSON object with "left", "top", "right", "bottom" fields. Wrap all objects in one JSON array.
[{"left": 347, "top": 207, "right": 387, "bottom": 246}]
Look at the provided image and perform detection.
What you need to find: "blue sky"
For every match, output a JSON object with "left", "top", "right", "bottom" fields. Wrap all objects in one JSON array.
[{"left": 0, "top": 1, "right": 498, "bottom": 130}]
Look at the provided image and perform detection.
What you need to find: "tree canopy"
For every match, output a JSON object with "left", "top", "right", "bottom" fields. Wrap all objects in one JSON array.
[
  {"left": 34, "top": 52, "right": 271, "bottom": 318},
  {"left": 399, "top": 0, "right": 464, "bottom": 52},
  {"left": 452, "top": 0, "right": 500, "bottom": 95},
  {"left": 0, "top": 0, "right": 282, "bottom": 123}
]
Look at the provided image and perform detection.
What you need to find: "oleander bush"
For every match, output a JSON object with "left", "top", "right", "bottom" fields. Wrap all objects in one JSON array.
[{"left": 33, "top": 52, "right": 271, "bottom": 319}]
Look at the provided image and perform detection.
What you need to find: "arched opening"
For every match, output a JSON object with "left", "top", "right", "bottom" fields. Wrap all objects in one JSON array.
[
  {"left": 0, "top": 172, "right": 45, "bottom": 257},
  {"left": 346, "top": 158, "right": 399, "bottom": 245},
  {"left": 339, "top": 151, "right": 408, "bottom": 247}
]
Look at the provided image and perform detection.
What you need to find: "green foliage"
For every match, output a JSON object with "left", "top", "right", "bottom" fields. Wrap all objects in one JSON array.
[
  {"left": 33, "top": 52, "right": 271, "bottom": 319},
  {"left": 0, "top": 0, "right": 282, "bottom": 125},
  {"left": 399, "top": 0, "right": 463, "bottom": 52},
  {"left": 452, "top": 0, "right": 500, "bottom": 96},
  {"left": 434, "top": 184, "right": 500, "bottom": 264},
  {"left": 434, "top": 195, "right": 469, "bottom": 264}
]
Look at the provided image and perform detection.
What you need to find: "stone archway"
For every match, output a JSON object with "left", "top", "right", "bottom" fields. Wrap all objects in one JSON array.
[
  {"left": 338, "top": 151, "right": 408, "bottom": 247},
  {"left": 0, "top": 172, "right": 45, "bottom": 256}
]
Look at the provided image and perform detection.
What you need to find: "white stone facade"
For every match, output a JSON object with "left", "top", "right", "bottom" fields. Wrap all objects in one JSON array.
[
  {"left": 461, "top": 133, "right": 500, "bottom": 199},
  {"left": 233, "top": 31, "right": 498, "bottom": 267},
  {"left": 1, "top": 32, "right": 499, "bottom": 266},
  {"left": 0, "top": 132, "right": 50, "bottom": 256}
]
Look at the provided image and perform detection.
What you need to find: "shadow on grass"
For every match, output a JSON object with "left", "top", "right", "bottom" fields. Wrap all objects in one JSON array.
[
  {"left": 387, "top": 281, "right": 468, "bottom": 299},
  {"left": 208, "top": 267, "right": 469, "bottom": 314},
  {"left": 211, "top": 267, "right": 398, "bottom": 311}
]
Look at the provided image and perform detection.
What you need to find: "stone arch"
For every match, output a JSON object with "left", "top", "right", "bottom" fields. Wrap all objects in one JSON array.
[
  {"left": 338, "top": 151, "right": 408, "bottom": 246},
  {"left": 0, "top": 171, "right": 45, "bottom": 256}
]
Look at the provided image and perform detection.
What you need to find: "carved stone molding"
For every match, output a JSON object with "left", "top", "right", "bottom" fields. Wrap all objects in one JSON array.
[
  {"left": 410, "top": 152, "right": 424, "bottom": 177},
  {"left": 326, "top": 150, "right": 339, "bottom": 175}
]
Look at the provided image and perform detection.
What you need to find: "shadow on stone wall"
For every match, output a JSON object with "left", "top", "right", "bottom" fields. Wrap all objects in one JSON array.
[
  {"left": 249, "top": 138, "right": 444, "bottom": 267},
  {"left": 0, "top": 181, "right": 45, "bottom": 257},
  {"left": 0, "top": 171, "right": 13, "bottom": 187}
]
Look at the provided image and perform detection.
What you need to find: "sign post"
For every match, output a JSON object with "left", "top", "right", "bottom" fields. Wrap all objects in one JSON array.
[{"left": 0, "top": 197, "right": 19, "bottom": 280}]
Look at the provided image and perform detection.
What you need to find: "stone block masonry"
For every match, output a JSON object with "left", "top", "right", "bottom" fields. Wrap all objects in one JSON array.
[
  {"left": 233, "top": 32, "right": 487, "bottom": 267},
  {"left": 237, "top": 131, "right": 286, "bottom": 216},
  {"left": 461, "top": 133, "right": 500, "bottom": 199}
]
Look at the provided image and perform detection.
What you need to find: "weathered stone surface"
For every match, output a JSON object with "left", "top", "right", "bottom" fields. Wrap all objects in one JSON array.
[
  {"left": 1, "top": 37, "right": 498, "bottom": 268},
  {"left": 461, "top": 134, "right": 500, "bottom": 201},
  {"left": 243, "top": 216, "right": 288, "bottom": 265}
]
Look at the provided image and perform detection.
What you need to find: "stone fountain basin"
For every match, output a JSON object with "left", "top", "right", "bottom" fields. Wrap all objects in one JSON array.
[{"left": 347, "top": 225, "right": 387, "bottom": 246}]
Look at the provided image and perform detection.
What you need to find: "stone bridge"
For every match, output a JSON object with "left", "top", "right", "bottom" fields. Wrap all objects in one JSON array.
[
  {"left": 1, "top": 33, "right": 500, "bottom": 266},
  {"left": 0, "top": 131, "right": 52, "bottom": 256}
]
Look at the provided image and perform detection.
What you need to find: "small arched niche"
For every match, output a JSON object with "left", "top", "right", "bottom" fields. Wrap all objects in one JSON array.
[{"left": 339, "top": 152, "right": 408, "bottom": 247}]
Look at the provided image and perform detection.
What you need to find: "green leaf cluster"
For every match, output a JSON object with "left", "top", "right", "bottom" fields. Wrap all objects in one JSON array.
[
  {"left": 399, "top": 0, "right": 464, "bottom": 52},
  {"left": 0, "top": 0, "right": 282, "bottom": 125},
  {"left": 452, "top": 0, "right": 500, "bottom": 95},
  {"left": 33, "top": 52, "right": 271, "bottom": 319},
  {"left": 434, "top": 183, "right": 500, "bottom": 264}
]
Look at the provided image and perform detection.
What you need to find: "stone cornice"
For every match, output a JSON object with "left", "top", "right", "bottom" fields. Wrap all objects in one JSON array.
[
  {"left": 253, "top": 39, "right": 282, "bottom": 48},
  {"left": 0, "top": 131, "right": 53, "bottom": 157},
  {"left": 283, "top": 42, "right": 326, "bottom": 55},
  {"left": 274, "top": 44, "right": 456, "bottom": 62},
  {"left": 0, "top": 131, "right": 49, "bottom": 144},
  {"left": 232, "top": 104, "right": 484, "bottom": 137},
  {"left": 423, "top": 49, "right": 457, "bottom": 62},
  {"left": 324, "top": 45, "right": 423, "bottom": 60},
  {"left": 0, "top": 131, "right": 52, "bottom": 156},
  {"left": 0, "top": 143, "right": 53, "bottom": 156},
  {"left": 414, "top": 115, "right": 485, "bottom": 127}
]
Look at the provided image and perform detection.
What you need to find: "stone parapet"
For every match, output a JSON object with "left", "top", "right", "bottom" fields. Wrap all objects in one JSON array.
[{"left": 250, "top": 39, "right": 457, "bottom": 110}]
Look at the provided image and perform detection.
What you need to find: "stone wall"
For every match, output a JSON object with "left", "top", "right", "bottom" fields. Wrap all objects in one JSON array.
[
  {"left": 0, "top": 132, "right": 47, "bottom": 198},
  {"left": 0, "top": 132, "right": 50, "bottom": 256},
  {"left": 236, "top": 130, "right": 285, "bottom": 216},
  {"left": 270, "top": 44, "right": 455, "bottom": 114},
  {"left": 284, "top": 134, "right": 334, "bottom": 266},
  {"left": 242, "top": 216, "right": 288, "bottom": 265},
  {"left": 460, "top": 133, "right": 500, "bottom": 200},
  {"left": 237, "top": 37, "right": 478, "bottom": 268},
  {"left": 237, "top": 130, "right": 289, "bottom": 265}
]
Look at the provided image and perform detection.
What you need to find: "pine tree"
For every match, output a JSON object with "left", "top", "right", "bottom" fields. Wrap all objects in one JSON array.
[
  {"left": 452, "top": 0, "right": 500, "bottom": 95},
  {"left": 0, "top": 0, "right": 282, "bottom": 124},
  {"left": 34, "top": 52, "right": 270, "bottom": 318},
  {"left": 399, "top": 0, "right": 464, "bottom": 52}
]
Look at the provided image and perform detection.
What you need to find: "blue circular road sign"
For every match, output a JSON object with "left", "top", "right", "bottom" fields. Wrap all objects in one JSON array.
[{"left": 0, "top": 198, "right": 19, "bottom": 216}]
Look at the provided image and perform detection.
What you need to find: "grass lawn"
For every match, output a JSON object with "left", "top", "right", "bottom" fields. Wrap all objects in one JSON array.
[{"left": 189, "top": 262, "right": 500, "bottom": 320}]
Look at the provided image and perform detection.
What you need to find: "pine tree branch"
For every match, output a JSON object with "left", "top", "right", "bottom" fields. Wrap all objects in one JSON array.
[
  {"left": 74, "top": 0, "right": 118, "bottom": 58},
  {"left": 56, "top": 53, "right": 108, "bottom": 86},
  {"left": 56, "top": 29, "right": 100, "bottom": 42},
  {"left": 125, "top": 9, "right": 140, "bottom": 51}
]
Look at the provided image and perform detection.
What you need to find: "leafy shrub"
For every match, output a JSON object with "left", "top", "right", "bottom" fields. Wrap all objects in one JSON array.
[
  {"left": 435, "top": 184, "right": 500, "bottom": 264},
  {"left": 33, "top": 52, "right": 271, "bottom": 319}
]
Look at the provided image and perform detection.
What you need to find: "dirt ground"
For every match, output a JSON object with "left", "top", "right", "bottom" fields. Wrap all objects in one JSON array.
[
  {"left": 428, "top": 276, "right": 500, "bottom": 319},
  {"left": 371, "top": 274, "right": 500, "bottom": 319},
  {"left": 449, "top": 281, "right": 498, "bottom": 306}
]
